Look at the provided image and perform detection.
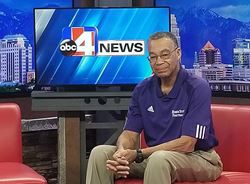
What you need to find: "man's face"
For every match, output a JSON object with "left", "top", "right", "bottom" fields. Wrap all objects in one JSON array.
[{"left": 148, "top": 38, "right": 181, "bottom": 79}]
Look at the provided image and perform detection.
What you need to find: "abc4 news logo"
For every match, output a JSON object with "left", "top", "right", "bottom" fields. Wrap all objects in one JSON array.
[
  {"left": 60, "top": 39, "right": 77, "bottom": 56},
  {"left": 59, "top": 27, "right": 145, "bottom": 56}
]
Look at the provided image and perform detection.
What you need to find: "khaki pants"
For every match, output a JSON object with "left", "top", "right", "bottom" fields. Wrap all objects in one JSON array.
[{"left": 86, "top": 145, "right": 223, "bottom": 184}]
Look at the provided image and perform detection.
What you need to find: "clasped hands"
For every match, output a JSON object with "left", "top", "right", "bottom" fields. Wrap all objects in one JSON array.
[{"left": 106, "top": 149, "right": 136, "bottom": 178}]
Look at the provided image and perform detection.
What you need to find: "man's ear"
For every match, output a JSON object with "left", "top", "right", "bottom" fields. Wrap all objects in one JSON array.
[{"left": 176, "top": 48, "right": 181, "bottom": 60}]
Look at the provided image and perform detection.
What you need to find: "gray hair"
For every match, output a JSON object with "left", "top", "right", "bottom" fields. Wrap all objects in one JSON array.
[{"left": 149, "top": 32, "right": 179, "bottom": 48}]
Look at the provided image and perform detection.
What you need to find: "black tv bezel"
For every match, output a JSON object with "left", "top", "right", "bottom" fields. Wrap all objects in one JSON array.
[{"left": 33, "top": 6, "right": 171, "bottom": 91}]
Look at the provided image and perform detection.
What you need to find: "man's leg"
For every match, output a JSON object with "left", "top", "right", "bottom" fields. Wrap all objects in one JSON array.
[
  {"left": 86, "top": 145, "right": 116, "bottom": 184},
  {"left": 144, "top": 149, "right": 223, "bottom": 184}
]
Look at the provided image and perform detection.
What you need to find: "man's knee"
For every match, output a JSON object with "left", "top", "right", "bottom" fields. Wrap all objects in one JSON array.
[
  {"left": 146, "top": 151, "right": 179, "bottom": 182},
  {"left": 89, "top": 145, "right": 116, "bottom": 160}
]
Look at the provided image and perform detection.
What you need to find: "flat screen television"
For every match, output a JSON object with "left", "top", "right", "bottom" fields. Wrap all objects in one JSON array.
[
  {"left": 34, "top": 7, "right": 170, "bottom": 89},
  {"left": 0, "top": 0, "right": 72, "bottom": 97},
  {"left": 156, "top": 0, "right": 250, "bottom": 97}
]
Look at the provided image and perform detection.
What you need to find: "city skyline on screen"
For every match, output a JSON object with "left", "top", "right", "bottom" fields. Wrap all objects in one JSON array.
[
  {"left": 0, "top": 0, "right": 71, "bottom": 93},
  {"left": 156, "top": 0, "right": 250, "bottom": 93}
]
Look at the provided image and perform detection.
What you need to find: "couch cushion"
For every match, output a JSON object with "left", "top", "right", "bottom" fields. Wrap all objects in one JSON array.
[
  {"left": 0, "top": 162, "right": 47, "bottom": 184},
  {"left": 0, "top": 103, "right": 22, "bottom": 162},
  {"left": 115, "top": 172, "right": 250, "bottom": 184},
  {"left": 211, "top": 105, "right": 250, "bottom": 173}
]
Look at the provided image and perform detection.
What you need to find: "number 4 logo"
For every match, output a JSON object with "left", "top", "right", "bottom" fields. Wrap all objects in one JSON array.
[{"left": 61, "top": 27, "right": 98, "bottom": 56}]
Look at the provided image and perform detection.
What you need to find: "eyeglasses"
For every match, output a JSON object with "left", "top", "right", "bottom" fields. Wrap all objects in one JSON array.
[{"left": 147, "top": 47, "right": 178, "bottom": 64}]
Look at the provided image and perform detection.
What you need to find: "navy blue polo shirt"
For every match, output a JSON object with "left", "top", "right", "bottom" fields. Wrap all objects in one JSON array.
[{"left": 124, "top": 67, "right": 218, "bottom": 151}]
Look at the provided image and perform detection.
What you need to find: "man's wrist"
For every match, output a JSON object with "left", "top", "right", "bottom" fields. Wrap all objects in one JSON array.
[
  {"left": 135, "top": 149, "right": 144, "bottom": 163},
  {"left": 116, "top": 146, "right": 124, "bottom": 151}
]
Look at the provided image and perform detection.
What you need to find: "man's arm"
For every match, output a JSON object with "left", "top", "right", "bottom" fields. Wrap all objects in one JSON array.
[
  {"left": 107, "top": 130, "right": 139, "bottom": 162},
  {"left": 116, "top": 130, "right": 140, "bottom": 151},
  {"left": 106, "top": 130, "right": 139, "bottom": 177},
  {"left": 142, "top": 135, "right": 197, "bottom": 158},
  {"left": 112, "top": 130, "right": 139, "bottom": 163}
]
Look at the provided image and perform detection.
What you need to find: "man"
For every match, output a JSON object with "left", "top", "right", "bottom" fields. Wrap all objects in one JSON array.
[{"left": 86, "top": 32, "right": 223, "bottom": 184}]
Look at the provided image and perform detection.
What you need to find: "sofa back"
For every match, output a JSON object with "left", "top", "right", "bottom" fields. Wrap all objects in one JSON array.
[
  {"left": 0, "top": 103, "right": 22, "bottom": 162},
  {"left": 140, "top": 104, "right": 250, "bottom": 173}
]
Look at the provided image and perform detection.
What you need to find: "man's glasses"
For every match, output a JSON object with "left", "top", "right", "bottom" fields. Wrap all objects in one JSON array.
[{"left": 147, "top": 47, "right": 178, "bottom": 64}]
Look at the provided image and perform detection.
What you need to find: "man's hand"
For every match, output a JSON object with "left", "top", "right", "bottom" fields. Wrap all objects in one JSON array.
[
  {"left": 106, "top": 149, "right": 137, "bottom": 178},
  {"left": 112, "top": 149, "right": 127, "bottom": 161},
  {"left": 106, "top": 159, "right": 130, "bottom": 178},
  {"left": 116, "top": 149, "right": 137, "bottom": 164}
]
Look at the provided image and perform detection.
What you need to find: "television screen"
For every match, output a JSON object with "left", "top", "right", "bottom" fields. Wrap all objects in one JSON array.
[
  {"left": 156, "top": 0, "right": 250, "bottom": 96},
  {"left": 35, "top": 7, "right": 170, "bottom": 86},
  {"left": 0, "top": 0, "right": 72, "bottom": 96}
]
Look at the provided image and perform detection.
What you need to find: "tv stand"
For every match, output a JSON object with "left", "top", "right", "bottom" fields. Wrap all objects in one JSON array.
[{"left": 31, "top": 91, "right": 131, "bottom": 184}]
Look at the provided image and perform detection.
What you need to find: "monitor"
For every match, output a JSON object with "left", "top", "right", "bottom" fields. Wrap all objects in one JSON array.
[{"left": 34, "top": 7, "right": 170, "bottom": 87}]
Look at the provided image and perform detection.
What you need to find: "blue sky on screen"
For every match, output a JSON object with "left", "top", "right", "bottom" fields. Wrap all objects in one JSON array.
[{"left": 158, "top": 0, "right": 250, "bottom": 22}]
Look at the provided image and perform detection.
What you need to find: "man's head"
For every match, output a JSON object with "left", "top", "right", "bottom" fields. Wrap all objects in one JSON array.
[{"left": 148, "top": 32, "right": 181, "bottom": 79}]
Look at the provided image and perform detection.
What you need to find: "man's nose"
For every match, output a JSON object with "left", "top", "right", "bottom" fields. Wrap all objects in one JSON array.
[{"left": 155, "top": 56, "right": 165, "bottom": 64}]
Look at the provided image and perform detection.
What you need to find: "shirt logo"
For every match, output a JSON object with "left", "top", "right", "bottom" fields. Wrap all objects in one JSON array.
[
  {"left": 147, "top": 106, "right": 154, "bottom": 112},
  {"left": 172, "top": 109, "right": 185, "bottom": 117}
]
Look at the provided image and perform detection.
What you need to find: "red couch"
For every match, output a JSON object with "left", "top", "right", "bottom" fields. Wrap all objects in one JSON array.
[
  {"left": 116, "top": 104, "right": 250, "bottom": 184},
  {"left": 0, "top": 103, "right": 47, "bottom": 184}
]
